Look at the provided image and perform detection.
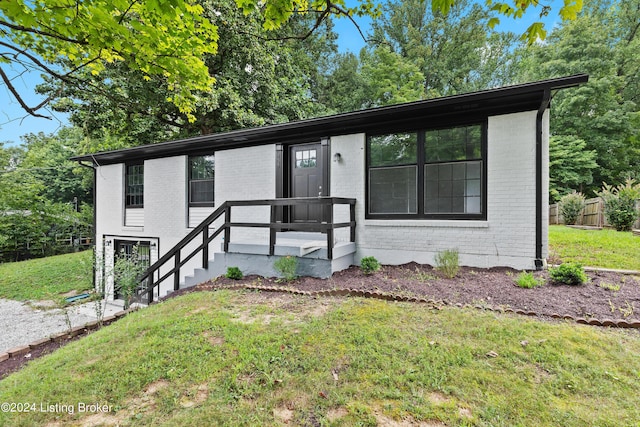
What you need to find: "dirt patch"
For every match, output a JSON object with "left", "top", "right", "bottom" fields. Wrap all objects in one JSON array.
[
  {"left": 75, "top": 379, "right": 171, "bottom": 426},
  {"left": 202, "top": 330, "right": 225, "bottom": 346},
  {"left": 180, "top": 383, "right": 209, "bottom": 408},
  {"left": 427, "top": 392, "right": 451, "bottom": 405},
  {"left": 458, "top": 407, "right": 473, "bottom": 419},
  {"left": 374, "top": 411, "right": 445, "bottom": 427},
  {"left": 327, "top": 407, "right": 348, "bottom": 421},
  {"left": 225, "top": 292, "right": 338, "bottom": 325},
  {"left": 273, "top": 406, "right": 295, "bottom": 423}
]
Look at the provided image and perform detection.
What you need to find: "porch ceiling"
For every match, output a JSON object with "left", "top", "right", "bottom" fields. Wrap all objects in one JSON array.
[{"left": 72, "top": 74, "right": 588, "bottom": 165}]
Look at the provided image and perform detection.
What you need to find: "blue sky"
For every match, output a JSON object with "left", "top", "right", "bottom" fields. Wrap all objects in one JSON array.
[{"left": 1, "top": 0, "right": 564, "bottom": 146}]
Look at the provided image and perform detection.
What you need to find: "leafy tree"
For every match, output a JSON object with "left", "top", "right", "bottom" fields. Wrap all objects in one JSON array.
[
  {"left": 1, "top": 0, "right": 217, "bottom": 121},
  {"left": 360, "top": 46, "right": 425, "bottom": 106},
  {"left": 431, "top": 0, "right": 583, "bottom": 43},
  {"left": 19, "top": 128, "right": 93, "bottom": 205},
  {"left": 0, "top": 138, "right": 92, "bottom": 261},
  {"left": 549, "top": 135, "right": 598, "bottom": 202},
  {"left": 517, "top": 2, "right": 640, "bottom": 194},
  {"left": 367, "top": 0, "right": 519, "bottom": 99},
  {"left": 41, "top": 3, "right": 337, "bottom": 145},
  {"left": 2, "top": 0, "right": 581, "bottom": 121},
  {"left": 314, "top": 52, "right": 369, "bottom": 113}
]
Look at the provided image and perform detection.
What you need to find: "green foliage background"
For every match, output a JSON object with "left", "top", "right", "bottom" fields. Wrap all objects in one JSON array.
[{"left": 2, "top": 0, "right": 639, "bottom": 261}]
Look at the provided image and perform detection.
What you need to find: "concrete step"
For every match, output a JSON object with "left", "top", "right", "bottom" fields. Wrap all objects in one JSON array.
[
  {"left": 275, "top": 231, "right": 325, "bottom": 241},
  {"left": 181, "top": 246, "right": 356, "bottom": 288}
]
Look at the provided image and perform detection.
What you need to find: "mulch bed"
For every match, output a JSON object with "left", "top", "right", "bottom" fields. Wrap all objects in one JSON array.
[
  {"left": 193, "top": 263, "right": 640, "bottom": 324},
  {"left": 2, "top": 263, "right": 639, "bottom": 380},
  {"left": 0, "top": 331, "right": 93, "bottom": 382}
]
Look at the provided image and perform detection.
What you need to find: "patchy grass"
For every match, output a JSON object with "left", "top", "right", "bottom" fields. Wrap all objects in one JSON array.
[
  {"left": 0, "top": 250, "right": 93, "bottom": 301},
  {"left": 1, "top": 290, "right": 640, "bottom": 427},
  {"left": 549, "top": 225, "right": 640, "bottom": 271}
]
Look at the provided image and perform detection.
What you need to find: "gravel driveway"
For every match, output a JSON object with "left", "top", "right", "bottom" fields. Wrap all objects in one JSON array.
[{"left": 0, "top": 298, "right": 122, "bottom": 354}]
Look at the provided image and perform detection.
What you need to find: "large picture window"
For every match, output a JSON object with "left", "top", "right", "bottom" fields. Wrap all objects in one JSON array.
[
  {"left": 367, "top": 123, "right": 485, "bottom": 219},
  {"left": 189, "top": 155, "right": 215, "bottom": 206},
  {"left": 125, "top": 163, "right": 144, "bottom": 208}
]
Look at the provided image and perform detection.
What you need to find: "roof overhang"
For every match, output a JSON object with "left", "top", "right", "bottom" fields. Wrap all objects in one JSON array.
[{"left": 72, "top": 74, "right": 588, "bottom": 165}]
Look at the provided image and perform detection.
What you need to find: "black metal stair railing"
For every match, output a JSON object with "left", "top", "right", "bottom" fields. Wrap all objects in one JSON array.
[{"left": 135, "top": 197, "right": 356, "bottom": 304}]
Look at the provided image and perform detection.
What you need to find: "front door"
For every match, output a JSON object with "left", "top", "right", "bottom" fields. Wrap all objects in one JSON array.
[{"left": 290, "top": 143, "right": 324, "bottom": 222}]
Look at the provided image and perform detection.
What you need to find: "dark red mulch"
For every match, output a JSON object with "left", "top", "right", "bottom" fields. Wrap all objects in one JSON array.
[
  {"left": 3, "top": 263, "right": 638, "bottom": 381},
  {"left": 0, "top": 332, "right": 92, "bottom": 382},
  {"left": 206, "top": 263, "right": 640, "bottom": 323}
]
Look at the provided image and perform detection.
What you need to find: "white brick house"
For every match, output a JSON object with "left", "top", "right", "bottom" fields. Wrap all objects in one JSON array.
[{"left": 73, "top": 75, "right": 588, "bottom": 301}]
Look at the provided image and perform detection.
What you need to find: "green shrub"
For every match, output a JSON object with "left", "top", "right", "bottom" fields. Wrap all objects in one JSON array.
[
  {"left": 225, "top": 266, "right": 243, "bottom": 280},
  {"left": 559, "top": 191, "right": 585, "bottom": 225},
  {"left": 515, "top": 271, "right": 544, "bottom": 289},
  {"left": 114, "top": 245, "right": 148, "bottom": 309},
  {"left": 274, "top": 256, "right": 298, "bottom": 281},
  {"left": 435, "top": 249, "right": 459, "bottom": 279},
  {"left": 360, "top": 256, "right": 381, "bottom": 275},
  {"left": 599, "top": 179, "right": 640, "bottom": 232},
  {"left": 549, "top": 263, "right": 587, "bottom": 286}
]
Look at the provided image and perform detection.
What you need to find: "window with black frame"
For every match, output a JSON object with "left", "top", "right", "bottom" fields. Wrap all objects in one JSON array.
[
  {"left": 189, "top": 155, "right": 215, "bottom": 206},
  {"left": 424, "top": 125, "right": 483, "bottom": 215},
  {"left": 368, "top": 132, "right": 418, "bottom": 214},
  {"left": 125, "top": 163, "right": 144, "bottom": 208},
  {"left": 367, "top": 123, "right": 484, "bottom": 219}
]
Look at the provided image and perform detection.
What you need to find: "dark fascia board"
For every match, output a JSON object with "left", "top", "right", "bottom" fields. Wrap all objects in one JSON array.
[{"left": 72, "top": 74, "right": 588, "bottom": 165}]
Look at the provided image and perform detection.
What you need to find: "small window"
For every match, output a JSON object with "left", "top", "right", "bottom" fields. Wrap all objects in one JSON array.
[
  {"left": 295, "top": 149, "right": 317, "bottom": 168},
  {"left": 189, "top": 155, "right": 214, "bottom": 206},
  {"left": 125, "top": 163, "right": 144, "bottom": 208}
]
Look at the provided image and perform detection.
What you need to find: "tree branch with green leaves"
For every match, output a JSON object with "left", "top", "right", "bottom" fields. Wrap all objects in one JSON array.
[{"left": 1, "top": 0, "right": 581, "bottom": 122}]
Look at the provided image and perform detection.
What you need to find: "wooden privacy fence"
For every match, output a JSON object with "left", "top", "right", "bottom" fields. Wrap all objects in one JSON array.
[{"left": 550, "top": 197, "right": 640, "bottom": 229}]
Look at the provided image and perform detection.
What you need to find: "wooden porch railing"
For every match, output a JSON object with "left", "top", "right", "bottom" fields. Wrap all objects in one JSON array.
[{"left": 135, "top": 197, "right": 356, "bottom": 304}]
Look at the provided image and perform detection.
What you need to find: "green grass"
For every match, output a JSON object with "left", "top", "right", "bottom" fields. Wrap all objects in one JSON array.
[
  {"left": 549, "top": 225, "right": 640, "bottom": 271},
  {"left": 0, "top": 250, "right": 93, "bottom": 301},
  {"left": 1, "top": 290, "right": 639, "bottom": 427}
]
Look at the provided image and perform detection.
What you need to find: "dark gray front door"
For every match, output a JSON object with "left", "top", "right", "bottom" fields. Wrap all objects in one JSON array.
[{"left": 290, "top": 143, "right": 324, "bottom": 222}]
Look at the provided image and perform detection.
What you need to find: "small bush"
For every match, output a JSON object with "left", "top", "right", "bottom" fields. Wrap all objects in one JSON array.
[
  {"left": 549, "top": 263, "right": 587, "bottom": 286},
  {"left": 599, "top": 179, "right": 640, "bottom": 232},
  {"left": 225, "top": 266, "right": 243, "bottom": 280},
  {"left": 360, "top": 256, "right": 381, "bottom": 275},
  {"left": 515, "top": 271, "right": 544, "bottom": 289},
  {"left": 559, "top": 191, "right": 585, "bottom": 225},
  {"left": 274, "top": 256, "right": 298, "bottom": 281},
  {"left": 435, "top": 249, "right": 459, "bottom": 279}
]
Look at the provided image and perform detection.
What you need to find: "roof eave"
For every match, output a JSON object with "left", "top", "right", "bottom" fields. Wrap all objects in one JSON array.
[{"left": 72, "top": 74, "right": 588, "bottom": 165}]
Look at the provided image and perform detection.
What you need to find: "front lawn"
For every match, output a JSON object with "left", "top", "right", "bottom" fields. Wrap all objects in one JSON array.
[
  {"left": 549, "top": 225, "right": 640, "bottom": 271},
  {"left": 1, "top": 290, "right": 639, "bottom": 426},
  {"left": 0, "top": 250, "right": 93, "bottom": 301}
]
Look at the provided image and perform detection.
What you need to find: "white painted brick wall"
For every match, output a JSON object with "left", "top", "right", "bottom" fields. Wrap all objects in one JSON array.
[
  {"left": 216, "top": 144, "right": 277, "bottom": 242},
  {"left": 330, "top": 111, "right": 548, "bottom": 270}
]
